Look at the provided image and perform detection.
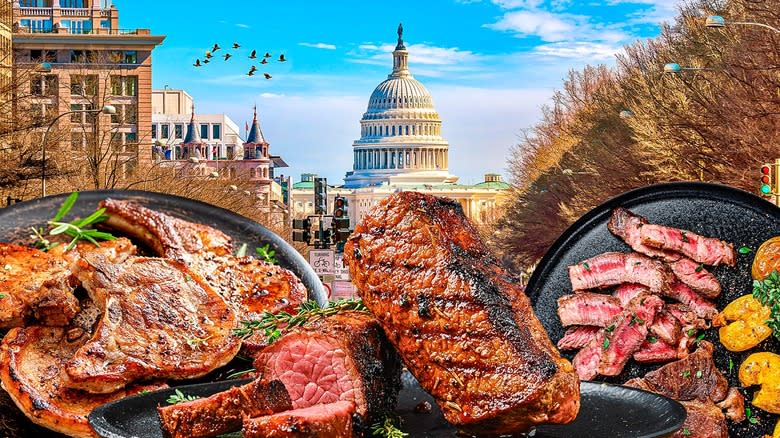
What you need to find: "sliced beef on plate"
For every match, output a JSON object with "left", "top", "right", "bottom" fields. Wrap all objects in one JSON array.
[
  {"left": 568, "top": 252, "right": 674, "bottom": 293},
  {"left": 649, "top": 309, "right": 681, "bottom": 346},
  {"left": 344, "top": 192, "right": 580, "bottom": 434},
  {"left": 556, "top": 293, "right": 622, "bottom": 327},
  {"left": 253, "top": 311, "right": 400, "bottom": 423},
  {"left": 673, "top": 399, "right": 729, "bottom": 438},
  {"left": 65, "top": 256, "right": 240, "bottom": 394},
  {"left": 639, "top": 224, "right": 735, "bottom": 266},
  {"left": 572, "top": 329, "right": 607, "bottom": 380},
  {"left": 242, "top": 400, "right": 355, "bottom": 438},
  {"left": 157, "top": 379, "right": 292, "bottom": 438},
  {"left": 633, "top": 339, "right": 678, "bottom": 363},
  {"left": 612, "top": 284, "right": 648, "bottom": 307},
  {"left": 557, "top": 326, "right": 600, "bottom": 350},
  {"left": 607, "top": 208, "right": 680, "bottom": 261},
  {"left": 715, "top": 387, "right": 746, "bottom": 422},
  {"left": 0, "top": 325, "right": 166, "bottom": 438},
  {"left": 661, "top": 282, "right": 718, "bottom": 319},
  {"left": 623, "top": 341, "right": 728, "bottom": 402},
  {"left": 668, "top": 257, "right": 721, "bottom": 298},
  {"left": 599, "top": 294, "right": 664, "bottom": 376},
  {"left": 666, "top": 304, "right": 709, "bottom": 331}
]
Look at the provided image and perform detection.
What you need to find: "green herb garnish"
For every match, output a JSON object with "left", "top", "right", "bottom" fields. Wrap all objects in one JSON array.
[
  {"left": 605, "top": 324, "right": 616, "bottom": 333},
  {"left": 371, "top": 416, "right": 408, "bottom": 438},
  {"left": 680, "top": 370, "right": 691, "bottom": 378},
  {"left": 695, "top": 370, "right": 702, "bottom": 378},
  {"left": 695, "top": 264, "right": 704, "bottom": 273},
  {"left": 185, "top": 335, "right": 211, "bottom": 350},
  {"left": 739, "top": 246, "right": 753, "bottom": 254},
  {"left": 694, "top": 332, "right": 706, "bottom": 344},
  {"left": 255, "top": 243, "right": 278, "bottom": 265},
  {"left": 0, "top": 294, "right": 5, "bottom": 299},
  {"left": 687, "top": 328, "right": 696, "bottom": 337},
  {"left": 681, "top": 231, "right": 689, "bottom": 243},
  {"left": 31, "top": 192, "right": 116, "bottom": 251},
  {"left": 746, "top": 406, "right": 759, "bottom": 424},
  {"left": 752, "top": 270, "right": 780, "bottom": 340},
  {"left": 629, "top": 313, "right": 645, "bottom": 326},
  {"left": 728, "top": 357, "right": 734, "bottom": 373},
  {"left": 233, "top": 299, "right": 368, "bottom": 343},
  {"left": 681, "top": 428, "right": 691, "bottom": 436},
  {"left": 583, "top": 262, "right": 591, "bottom": 272},
  {"left": 166, "top": 389, "right": 200, "bottom": 405},
  {"left": 602, "top": 337, "right": 610, "bottom": 350},
  {"left": 647, "top": 336, "right": 658, "bottom": 343},
  {"left": 225, "top": 368, "right": 255, "bottom": 380}
]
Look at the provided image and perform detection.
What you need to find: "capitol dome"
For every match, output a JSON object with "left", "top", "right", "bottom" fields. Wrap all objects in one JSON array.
[{"left": 343, "top": 24, "right": 458, "bottom": 188}]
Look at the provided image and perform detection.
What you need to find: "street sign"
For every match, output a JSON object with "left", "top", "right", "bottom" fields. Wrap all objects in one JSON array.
[
  {"left": 332, "top": 280, "right": 358, "bottom": 300},
  {"left": 309, "top": 249, "right": 335, "bottom": 275},
  {"left": 334, "top": 253, "right": 351, "bottom": 281}
]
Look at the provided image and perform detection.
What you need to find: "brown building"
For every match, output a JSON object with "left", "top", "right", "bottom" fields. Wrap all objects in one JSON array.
[{"left": 12, "top": 0, "right": 164, "bottom": 186}]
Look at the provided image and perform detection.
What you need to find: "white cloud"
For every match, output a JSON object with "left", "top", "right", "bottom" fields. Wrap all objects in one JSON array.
[
  {"left": 299, "top": 42, "right": 337, "bottom": 50},
  {"left": 534, "top": 41, "right": 623, "bottom": 60},
  {"left": 492, "top": 0, "right": 545, "bottom": 8},
  {"left": 488, "top": 10, "right": 581, "bottom": 42},
  {"left": 260, "top": 92, "right": 285, "bottom": 98},
  {"left": 235, "top": 23, "right": 250, "bottom": 29},
  {"left": 352, "top": 43, "right": 480, "bottom": 66},
  {"left": 608, "top": 0, "right": 680, "bottom": 24}
]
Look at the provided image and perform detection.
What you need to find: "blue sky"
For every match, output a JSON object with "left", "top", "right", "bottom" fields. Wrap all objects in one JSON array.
[{"left": 117, "top": 0, "right": 679, "bottom": 185}]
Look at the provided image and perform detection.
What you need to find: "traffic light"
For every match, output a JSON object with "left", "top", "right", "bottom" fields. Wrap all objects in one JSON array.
[
  {"left": 292, "top": 218, "right": 312, "bottom": 244},
  {"left": 760, "top": 163, "right": 774, "bottom": 197},
  {"left": 314, "top": 227, "right": 333, "bottom": 249},
  {"left": 332, "top": 196, "right": 350, "bottom": 252},
  {"left": 314, "top": 177, "right": 327, "bottom": 215}
]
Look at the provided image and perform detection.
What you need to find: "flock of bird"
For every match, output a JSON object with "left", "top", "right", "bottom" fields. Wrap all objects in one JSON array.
[{"left": 193, "top": 43, "right": 286, "bottom": 79}]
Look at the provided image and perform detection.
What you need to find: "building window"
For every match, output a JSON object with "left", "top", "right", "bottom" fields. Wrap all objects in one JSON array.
[
  {"left": 174, "top": 124, "right": 183, "bottom": 139},
  {"left": 60, "top": 19, "right": 92, "bottom": 34},
  {"left": 19, "top": 18, "right": 53, "bottom": 32},
  {"left": 212, "top": 124, "right": 221, "bottom": 140},
  {"left": 70, "top": 103, "right": 96, "bottom": 124},
  {"left": 160, "top": 124, "right": 170, "bottom": 139},
  {"left": 61, "top": 0, "right": 85, "bottom": 7},
  {"left": 30, "top": 74, "right": 57, "bottom": 96},
  {"left": 100, "top": 20, "right": 111, "bottom": 30},
  {"left": 29, "top": 49, "right": 56, "bottom": 62},
  {"left": 110, "top": 132, "right": 122, "bottom": 152},
  {"left": 109, "top": 76, "right": 137, "bottom": 96},
  {"left": 200, "top": 124, "right": 209, "bottom": 140},
  {"left": 20, "top": 0, "right": 52, "bottom": 6},
  {"left": 70, "top": 75, "right": 97, "bottom": 96},
  {"left": 123, "top": 51, "right": 138, "bottom": 64},
  {"left": 70, "top": 50, "right": 96, "bottom": 63},
  {"left": 110, "top": 104, "right": 137, "bottom": 125},
  {"left": 151, "top": 124, "right": 157, "bottom": 139},
  {"left": 71, "top": 132, "right": 83, "bottom": 151}
]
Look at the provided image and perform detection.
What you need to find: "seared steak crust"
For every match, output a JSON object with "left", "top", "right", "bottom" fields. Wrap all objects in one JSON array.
[
  {"left": 0, "top": 325, "right": 165, "bottom": 438},
  {"left": 65, "top": 256, "right": 240, "bottom": 393},
  {"left": 608, "top": 208, "right": 680, "bottom": 261},
  {"left": 242, "top": 400, "right": 356, "bottom": 438},
  {"left": 157, "top": 379, "right": 292, "bottom": 438},
  {"left": 344, "top": 192, "right": 579, "bottom": 434}
]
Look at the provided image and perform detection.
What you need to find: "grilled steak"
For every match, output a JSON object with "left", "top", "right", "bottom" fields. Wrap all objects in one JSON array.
[
  {"left": 608, "top": 208, "right": 680, "bottom": 261},
  {"left": 557, "top": 326, "right": 600, "bottom": 350},
  {"left": 242, "top": 400, "right": 356, "bottom": 438},
  {"left": 639, "top": 224, "right": 735, "bottom": 266},
  {"left": 673, "top": 400, "right": 728, "bottom": 438},
  {"left": 633, "top": 339, "right": 678, "bottom": 363},
  {"left": 599, "top": 294, "right": 663, "bottom": 376},
  {"left": 662, "top": 283, "right": 718, "bottom": 319},
  {"left": 253, "top": 311, "right": 400, "bottom": 423},
  {"left": 0, "top": 325, "right": 165, "bottom": 438},
  {"left": 0, "top": 243, "right": 79, "bottom": 328},
  {"left": 612, "top": 284, "right": 648, "bottom": 307},
  {"left": 556, "top": 293, "right": 622, "bottom": 327},
  {"left": 344, "top": 192, "right": 580, "bottom": 434},
  {"left": 649, "top": 310, "right": 681, "bottom": 346},
  {"left": 572, "top": 329, "right": 606, "bottom": 380},
  {"left": 568, "top": 252, "right": 674, "bottom": 293},
  {"left": 624, "top": 341, "right": 728, "bottom": 402},
  {"left": 157, "top": 379, "right": 292, "bottom": 438},
  {"left": 715, "top": 387, "right": 745, "bottom": 422},
  {"left": 669, "top": 258, "right": 721, "bottom": 298},
  {"left": 65, "top": 255, "right": 239, "bottom": 393}
]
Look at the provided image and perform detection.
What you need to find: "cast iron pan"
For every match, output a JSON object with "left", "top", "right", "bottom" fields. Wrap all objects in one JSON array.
[
  {"left": 89, "top": 371, "right": 685, "bottom": 438},
  {"left": 0, "top": 190, "right": 327, "bottom": 306},
  {"left": 527, "top": 182, "right": 780, "bottom": 437}
]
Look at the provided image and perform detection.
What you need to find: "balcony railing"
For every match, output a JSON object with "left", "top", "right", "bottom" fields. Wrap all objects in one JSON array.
[
  {"left": 19, "top": 7, "right": 49, "bottom": 16},
  {"left": 61, "top": 8, "right": 89, "bottom": 17},
  {"left": 16, "top": 26, "right": 147, "bottom": 35}
]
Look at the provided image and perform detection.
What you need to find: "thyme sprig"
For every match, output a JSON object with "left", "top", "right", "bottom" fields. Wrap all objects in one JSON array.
[
  {"left": 31, "top": 192, "right": 116, "bottom": 251},
  {"left": 255, "top": 243, "right": 277, "bottom": 265},
  {"left": 752, "top": 270, "right": 780, "bottom": 340},
  {"left": 371, "top": 416, "right": 408, "bottom": 438},
  {"left": 233, "top": 298, "right": 368, "bottom": 343},
  {"left": 166, "top": 389, "right": 200, "bottom": 405}
]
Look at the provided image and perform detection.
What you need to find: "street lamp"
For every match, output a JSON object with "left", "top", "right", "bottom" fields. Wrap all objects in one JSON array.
[
  {"left": 619, "top": 109, "right": 634, "bottom": 119},
  {"left": 705, "top": 15, "right": 780, "bottom": 33},
  {"left": 663, "top": 63, "right": 710, "bottom": 73},
  {"left": 41, "top": 105, "right": 116, "bottom": 197}
]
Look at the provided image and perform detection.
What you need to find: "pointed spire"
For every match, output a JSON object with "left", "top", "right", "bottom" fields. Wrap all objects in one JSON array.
[
  {"left": 245, "top": 104, "right": 266, "bottom": 145},
  {"left": 183, "top": 103, "right": 203, "bottom": 145}
]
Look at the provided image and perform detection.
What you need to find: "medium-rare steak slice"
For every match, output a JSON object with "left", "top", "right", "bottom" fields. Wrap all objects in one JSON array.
[
  {"left": 649, "top": 309, "right": 681, "bottom": 346},
  {"left": 557, "top": 326, "right": 600, "bottom": 350},
  {"left": 242, "top": 400, "right": 356, "bottom": 438},
  {"left": 65, "top": 255, "right": 240, "bottom": 393},
  {"left": 0, "top": 243, "right": 79, "bottom": 328},
  {"left": 662, "top": 283, "right": 718, "bottom": 319},
  {"left": 639, "top": 224, "right": 735, "bottom": 266},
  {"left": 572, "top": 329, "right": 606, "bottom": 380},
  {"left": 0, "top": 325, "right": 165, "bottom": 438},
  {"left": 344, "top": 192, "right": 580, "bottom": 434},
  {"left": 669, "top": 258, "right": 721, "bottom": 298},
  {"left": 608, "top": 208, "right": 680, "bottom": 261},
  {"left": 612, "top": 284, "right": 648, "bottom": 307},
  {"left": 157, "top": 379, "right": 292, "bottom": 438},
  {"left": 556, "top": 293, "right": 622, "bottom": 327},
  {"left": 253, "top": 311, "right": 400, "bottom": 423},
  {"left": 599, "top": 294, "right": 663, "bottom": 376},
  {"left": 568, "top": 252, "right": 674, "bottom": 293},
  {"left": 633, "top": 339, "right": 678, "bottom": 363}
]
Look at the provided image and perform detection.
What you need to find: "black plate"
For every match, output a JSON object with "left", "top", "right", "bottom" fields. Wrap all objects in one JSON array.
[
  {"left": 527, "top": 182, "right": 780, "bottom": 437},
  {"left": 0, "top": 190, "right": 327, "bottom": 306},
  {"left": 89, "top": 371, "right": 685, "bottom": 438}
]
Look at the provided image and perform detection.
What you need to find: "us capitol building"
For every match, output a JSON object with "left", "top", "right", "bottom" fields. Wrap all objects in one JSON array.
[{"left": 291, "top": 25, "right": 509, "bottom": 226}]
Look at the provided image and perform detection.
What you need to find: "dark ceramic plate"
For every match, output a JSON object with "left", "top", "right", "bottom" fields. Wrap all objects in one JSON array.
[
  {"left": 89, "top": 371, "right": 685, "bottom": 438},
  {"left": 0, "top": 190, "right": 327, "bottom": 306},
  {"left": 526, "top": 182, "right": 780, "bottom": 437}
]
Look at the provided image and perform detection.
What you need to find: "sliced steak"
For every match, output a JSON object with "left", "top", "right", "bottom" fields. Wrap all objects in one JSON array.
[
  {"left": 661, "top": 283, "right": 718, "bottom": 319},
  {"left": 557, "top": 326, "right": 600, "bottom": 350},
  {"left": 65, "top": 256, "right": 239, "bottom": 393},
  {"left": 0, "top": 325, "right": 166, "bottom": 438},
  {"left": 669, "top": 258, "right": 721, "bottom": 298},
  {"left": 612, "top": 284, "right": 648, "bottom": 307},
  {"left": 568, "top": 252, "right": 674, "bottom": 293},
  {"left": 253, "top": 312, "right": 400, "bottom": 423},
  {"left": 649, "top": 310, "right": 681, "bottom": 346},
  {"left": 673, "top": 400, "right": 728, "bottom": 438},
  {"left": 344, "top": 192, "right": 580, "bottom": 434},
  {"left": 666, "top": 304, "right": 709, "bottom": 331},
  {"left": 715, "top": 387, "right": 745, "bottom": 422},
  {"left": 624, "top": 341, "right": 728, "bottom": 402},
  {"left": 607, "top": 208, "right": 680, "bottom": 261},
  {"left": 242, "top": 400, "right": 355, "bottom": 438},
  {"left": 572, "top": 329, "right": 606, "bottom": 380},
  {"left": 633, "top": 339, "right": 678, "bottom": 363},
  {"left": 157, "top": 379, "right": 292, "bottom": 438},
  {"left": 599, "top": 294, "right": 663, "bottom": 376},
  {"left": 556, "top": 293, "right": 622, "bottom": 327},
  {"left": 639, "top": 224, "right": 735, "bottom": 266}
]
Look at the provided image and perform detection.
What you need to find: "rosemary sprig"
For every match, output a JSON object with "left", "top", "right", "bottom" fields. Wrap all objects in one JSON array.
[
  {"left": 370, "top": 416, "right": 408, "bottom": 438},
  {"left": 166, "top": 389, "right": 200, "bottom": 405},
  {"left": 255, "top": 243, "right": 277, "bottom": 265},
  {"left": 225, "top": 368, "right": 255, "bottom": 380},
  {"left": 752, "top": 270, "right": 780, "bottom": 340},
  {"left": 31, "top": 192, "right": 116, "bottom": 251},
  {"left": 233, "top": 298, "right": 369, "bottom": 342}
]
